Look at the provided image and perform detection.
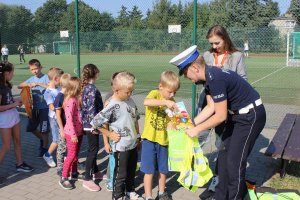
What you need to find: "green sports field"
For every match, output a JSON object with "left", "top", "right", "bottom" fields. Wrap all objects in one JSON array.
[{"left": 8, "top": 53, "right": 300, "bottom": 106}]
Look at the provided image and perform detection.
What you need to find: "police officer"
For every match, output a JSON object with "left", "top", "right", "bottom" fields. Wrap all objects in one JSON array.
[{"left": 169, "top": 45, "right": 266, "bottom": 200}]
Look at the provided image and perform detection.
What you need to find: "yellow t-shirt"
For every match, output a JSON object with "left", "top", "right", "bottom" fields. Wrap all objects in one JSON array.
[{"left": 141, "top": 90, "right": 174, "bottom": 146}]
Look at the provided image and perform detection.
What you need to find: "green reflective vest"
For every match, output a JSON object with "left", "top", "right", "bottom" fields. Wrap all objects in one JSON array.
[
  {"left": 168, "top": 129, "right": 213, "bottom": 192},
  {"left": 247, "top": 188, "right": 300, "bottom": 200}
]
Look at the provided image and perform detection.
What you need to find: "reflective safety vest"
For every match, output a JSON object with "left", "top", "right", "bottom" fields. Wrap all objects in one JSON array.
[
  {"left": 247, "top": 187, "right": 300, "bottom": 200},
  {"left": 168, "top": 129, "right": 213, "bottom": 192}
]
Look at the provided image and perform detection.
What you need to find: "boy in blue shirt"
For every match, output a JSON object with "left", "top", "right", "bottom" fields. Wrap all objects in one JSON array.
[{"left": 18, "top": 59, "right": 50, "bottom": 157}]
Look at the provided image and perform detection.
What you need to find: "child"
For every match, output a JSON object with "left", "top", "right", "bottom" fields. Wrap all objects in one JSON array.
[
  {"left": 81, "top": 64, "right": 104, "bottom": 192},
  {"left": 59, "top": 77, "right": 83, "bottom": 190},
  {"left": 0, "top": 62, "right": 34, "bottom": 180},
  {"left": 91, "top": 71, "right": 143, "bottom": 200},
  {"left": 43, "top": 67, "right": 64, "bottom": 167},
  {"left": 54, "top": 73, "right": 71, "bottom": 176},
  {"left": 103, "top": 71, "right": 124, "bottom": 192},
  {"left": 18, "top": 59, "right": 50, "bottom": 157},
  {"left": 141, "top": 71, "right": 180, "bottom": 200}
]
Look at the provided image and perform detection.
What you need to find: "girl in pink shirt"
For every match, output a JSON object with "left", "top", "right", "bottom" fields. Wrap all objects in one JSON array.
[{"left": 59, "top": 77, "right": 83, "bottom": 190}]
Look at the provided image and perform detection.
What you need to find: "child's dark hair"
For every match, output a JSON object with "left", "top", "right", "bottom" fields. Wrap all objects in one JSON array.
[
  {"left": 81, "top": 63, "right": 99, "bottom": 92},
  {"left": 0, "top": 61, "right": 14, "bottom": 89},
  {"left": 28, "top": 59, "right": 41, "bottom": 68}
]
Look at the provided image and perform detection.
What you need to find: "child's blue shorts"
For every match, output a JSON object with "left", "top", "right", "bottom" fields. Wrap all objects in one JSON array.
[{"left": 140, "top": 139, "right": 168, "bottom": 174}]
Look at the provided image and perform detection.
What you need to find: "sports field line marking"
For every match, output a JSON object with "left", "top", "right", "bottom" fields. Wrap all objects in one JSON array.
[{"left": 250, "top": 66, "right": 286, "bottom": 85}]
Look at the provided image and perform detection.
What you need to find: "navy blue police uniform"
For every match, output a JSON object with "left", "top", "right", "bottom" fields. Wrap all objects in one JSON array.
[{"left": 203, "top": 65, "right": 266, "bottom": 200}]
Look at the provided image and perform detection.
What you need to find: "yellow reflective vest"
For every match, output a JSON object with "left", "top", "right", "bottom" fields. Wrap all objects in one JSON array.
[{"left": 168, "top": 129, "right": 213, "bottom": 192}]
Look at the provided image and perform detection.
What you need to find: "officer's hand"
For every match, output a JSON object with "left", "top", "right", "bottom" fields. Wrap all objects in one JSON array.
[{"left": 185, "top": 127, "right": 199, "bottom": 138}]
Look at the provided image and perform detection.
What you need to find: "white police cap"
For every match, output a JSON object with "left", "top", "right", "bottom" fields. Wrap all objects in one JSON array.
[{"left": 169, "top": 45, "right": 199, "bottom": 76}]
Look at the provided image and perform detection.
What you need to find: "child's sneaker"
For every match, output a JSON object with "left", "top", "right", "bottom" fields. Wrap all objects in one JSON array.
[
  {"left": 82, "top": 180, "right": 101, "bottom": 192},
  {"left": 105, "top": 183, "right": 113, "bottom": 192},
  {"left": 59, "top": 177, "right": 74, "bottom": 190},
  {"left": 208, "top": 176, "right": 219, "bottom": 192},
  {"left": 126, "top": 192, "right": 144, "bottom": 200},
  {"left": 155, "top": 192, "right": 172, "bottom": 200},
  {"left": 43, "top": 154, "right": 56, "bottom": 168},
  {"left": 16, "top": 162, "right": 34, "bottom": 172}
]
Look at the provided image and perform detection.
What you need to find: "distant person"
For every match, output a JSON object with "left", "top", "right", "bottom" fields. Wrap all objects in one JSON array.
[
  {"left": 91, "top": 71, "right": 143, "bottom": 200},
  {"left": 1, "top": 45, "right": 9, "bottom": 62},
  {"left": 0, "top": 62, "right": 34, "bottom": 185},
  {"left": 244, "top": 40, "right": 249, "bottom": 57},
  {"left": 18, "top": 45, "right": 26, "bottom": 64},
  {"left": 141, "top": 71, "right": 180, "bottom": 200},
  {"left": 18, "top": 59, "right": 50, "bottom": 157},
  {"left": 202, "top": 24, "right": 247, "bottom": 193}
]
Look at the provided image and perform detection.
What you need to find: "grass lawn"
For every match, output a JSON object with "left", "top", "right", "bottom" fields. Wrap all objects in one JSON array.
[{"left": 8, "top": 53, "right": 300, "bottom": 105}]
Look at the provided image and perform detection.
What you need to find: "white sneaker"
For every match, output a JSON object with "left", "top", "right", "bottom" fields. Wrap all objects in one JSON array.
[
  {"left": 126, "top": 192, "right": 144, "bottom": 200},
  {"left": 43, "top": 154, "right": 56, "bottom": 168},
  {"left": 208, "top": 176, "right": 219, "bottom": 192}
]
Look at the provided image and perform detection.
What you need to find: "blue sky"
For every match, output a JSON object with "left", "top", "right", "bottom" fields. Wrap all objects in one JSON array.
[{"left": 1, "top": 0, "right": 291, "bottom": 17}]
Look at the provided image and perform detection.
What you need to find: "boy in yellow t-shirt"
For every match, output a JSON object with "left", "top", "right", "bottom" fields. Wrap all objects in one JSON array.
[{"left": 141, "top": 71, "right": 180, "bottom": 200}]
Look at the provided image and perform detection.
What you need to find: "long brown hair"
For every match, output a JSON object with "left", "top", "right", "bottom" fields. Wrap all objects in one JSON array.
[
  {"left": 81, "top": 64, "right": 99, "bottom": 93},
  {"left": 206, "top": 25, "right": 237, "bottom": 53},
  {"left": 0, "top": 62, "right": 14, "bottom": 89}
]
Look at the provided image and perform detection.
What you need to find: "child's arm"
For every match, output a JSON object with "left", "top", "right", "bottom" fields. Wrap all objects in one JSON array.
[
  {"left": 0, "top": 95, "right": 22, "bottom": 112},
  {"left": 18, "top": 82, "right": 48, "bottom": 89},
  {"left": 98, "top": 127, "right": 120, "bottom": 142},
  {"left": 55, "top": 108, "right": 64, "bottom": 138},
  {"left": 144, "top": 98, "right": 178, "bottom": 111},
  {"left": 102, "top": 124, "right": 112, "bottom": 153}
]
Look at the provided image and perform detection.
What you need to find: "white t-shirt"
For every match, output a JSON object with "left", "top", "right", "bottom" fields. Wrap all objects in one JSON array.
[
  {"left": 1, "top": 47, "right": 9, "bottom": 55},
  {"left": 244, "top": 42, "right": 249, "bottom": 51},
  {"left": 44, "top": 87, "right": 60, "bottom": 118}
]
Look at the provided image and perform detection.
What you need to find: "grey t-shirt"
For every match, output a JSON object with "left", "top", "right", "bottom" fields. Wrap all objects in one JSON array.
[{"left": 91, "top": 97, "right": 140, "bottom": 152}]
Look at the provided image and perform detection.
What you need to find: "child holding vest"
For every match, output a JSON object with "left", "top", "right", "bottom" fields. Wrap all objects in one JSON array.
[{"left": 140, "top": 71, "right": 180, "bottom": 200}]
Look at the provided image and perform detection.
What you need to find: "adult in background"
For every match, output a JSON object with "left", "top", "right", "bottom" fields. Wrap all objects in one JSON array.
[
  {"left": 1, "top": 45, "right": 9, "bottom": 62},
  {"left": 170, "top": 45, "right": 266, "bottom": 200},
  {"left": 244, "top": 40, "right": 249, "bottom": 57},
  {"left": 200, "top": 24, "right": 247, "bottom": 192},
  {"left": 18, "top": 45, "right": 26, "bottom": 64}
]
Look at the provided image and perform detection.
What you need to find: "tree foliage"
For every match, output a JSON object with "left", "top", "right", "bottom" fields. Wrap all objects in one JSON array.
[{"left": 288, "top": 0, "right": 300, "bottom": 22}]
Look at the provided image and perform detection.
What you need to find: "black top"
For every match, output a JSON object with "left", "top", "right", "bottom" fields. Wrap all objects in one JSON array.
[
  {"left": 204, "top": 65, "right": 260, "bottom": 111},
  {"left": 0, "top": 85, "right": 14, "bottom": 106}
]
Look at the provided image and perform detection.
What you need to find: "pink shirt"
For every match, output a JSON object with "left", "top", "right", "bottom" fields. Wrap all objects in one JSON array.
[{"left": 63, "top": 97, "right": 83, "bottom": 137}]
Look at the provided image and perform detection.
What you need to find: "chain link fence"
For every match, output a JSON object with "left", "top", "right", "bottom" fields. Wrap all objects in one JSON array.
[{"left": 1, "top": 0, "right": 300, "bottom": 128}]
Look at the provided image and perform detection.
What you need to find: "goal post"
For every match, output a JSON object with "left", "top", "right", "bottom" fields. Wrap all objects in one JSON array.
[
  {"left": 53, "top": 41, "right": 72, "bottom": 55},
  {"left": 287, "top": 32, "right": 300, "bottom": 67}
]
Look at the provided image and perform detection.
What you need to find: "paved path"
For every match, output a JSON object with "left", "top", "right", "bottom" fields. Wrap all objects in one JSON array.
[
  {"left": 0, "top": 113, "right": 279, "bottom": 200},
  {"left": 0, "top": 86, "right": 280, "bottom": 200}
]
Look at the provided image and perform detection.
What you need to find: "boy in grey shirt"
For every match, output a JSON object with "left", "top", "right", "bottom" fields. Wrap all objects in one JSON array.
[{"left": 91, "top": 71, "right": 142, "bottom": 200}]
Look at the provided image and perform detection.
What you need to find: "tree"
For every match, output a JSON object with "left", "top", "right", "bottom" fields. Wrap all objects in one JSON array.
[
  {"left": 34, "top": 0, "right": 67, "bottom": 33},
  {"left": 288, "top": 0, "right": 300, "bottom": 22},
  {"left": 128, "top": 6, "right": 144, "bottom": 29},
  {"left": 115, "top": 6, "right": 130, "bottom": 29},
  {"left": 146, "top": 0, "right": 174, "bottom": 29}
]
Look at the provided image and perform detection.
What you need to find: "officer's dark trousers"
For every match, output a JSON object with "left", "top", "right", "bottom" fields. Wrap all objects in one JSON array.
[
  {"left": 112, "top": 147, "right": 138, "bottom": 200},
  {"left": 215, "top": 105, "right": 266, "bottom": 200}
]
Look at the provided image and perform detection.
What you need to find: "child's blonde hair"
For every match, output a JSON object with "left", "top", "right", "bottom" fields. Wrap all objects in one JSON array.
[
  {"left": 60, "top": 73, "right": 71, "bottom": 88},
  {"left": 48, "top": 67, "right": 64, "bottom": 80},
  {"left": 160, "top": 71, "right": 180, "bottom": 91},
  {"left": 64, "top": 76, "right": 81, "bottom": 103},
  {"left": 113, "top": 71, "right": 136, "bottom": 90}
]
